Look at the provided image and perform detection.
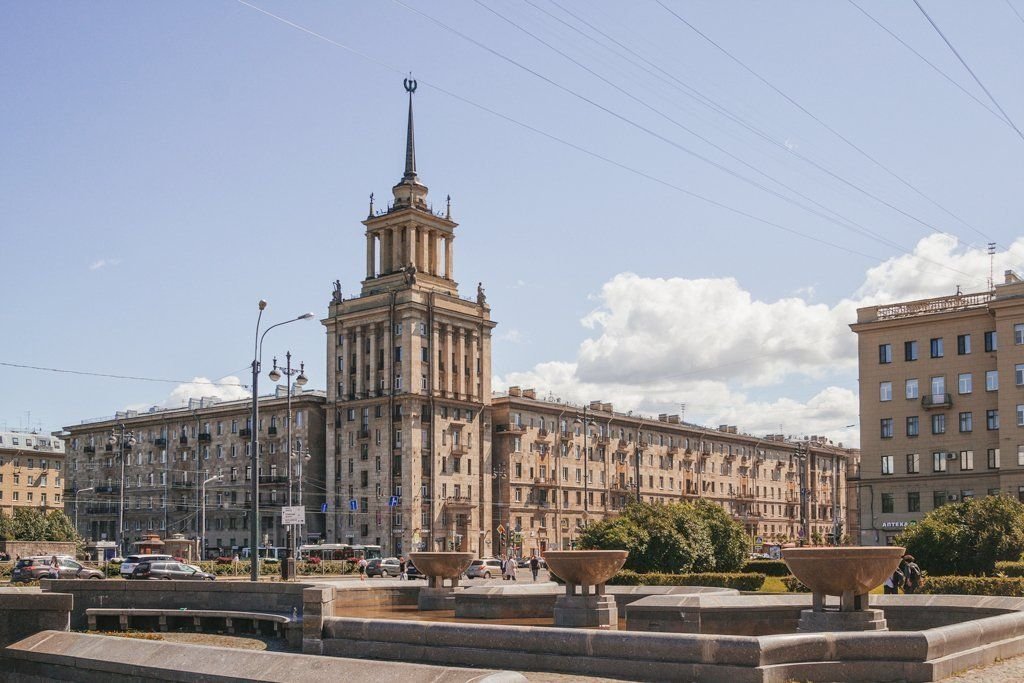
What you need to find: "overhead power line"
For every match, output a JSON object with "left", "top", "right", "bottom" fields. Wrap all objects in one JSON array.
[
  {"left": 0, "top": 361, "right": 251, "bottom": 389},
  {"left": 911, "top": 0, "right": 1024, "bottom": 144},
  {"left": 655, "top": 0, "right": 992, "bottom": 242}
]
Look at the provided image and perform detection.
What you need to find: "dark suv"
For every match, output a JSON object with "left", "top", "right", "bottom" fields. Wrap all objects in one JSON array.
[
  {"left": 132, "top": 561, "right": 215, "bottom": 581},
  {"left": 11, "top": 556, "right": 104, "bottom": 582}
]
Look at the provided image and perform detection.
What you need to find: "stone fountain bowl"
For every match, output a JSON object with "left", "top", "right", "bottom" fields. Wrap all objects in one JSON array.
[
  {"left": 409, "top": 552, "right": 475, "bottom": 579},
  {"left": 544, "top": 550, "right": 628, "bottom": 586},
  {"left": 783, "top": 546, "right": 905, "bottom": 596}
]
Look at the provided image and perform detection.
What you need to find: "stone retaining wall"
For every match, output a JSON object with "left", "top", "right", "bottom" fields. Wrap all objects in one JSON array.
[
  {"left": 0, "top": 541, "right": 77, "bottom": 559},
  {"left": 0, "top": 588, "right": 71, "bottom": 648}
]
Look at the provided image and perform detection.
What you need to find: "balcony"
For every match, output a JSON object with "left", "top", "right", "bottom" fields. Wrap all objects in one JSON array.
[
  {"left": 536, "top": 428, "right": 551, "bottom": 442},
  {"left": 198, "top": 433, "right": 212, "bottom": 443},
  {"left": 496, "top": 423, "right": 526, "bottom": 434},
  {"left": 94, "top": 485, "right": 119, "bottom": 494},
  {"left": 451, "top": 444, "right": 468, "bottom": 456},
  {"left": 922, "top": 393, "right": 953, "bottom": 409},
  {"left": 154, "top": 438, "right": 167, "bottom": 447},
  {"left": 533, "top": 476, "right": 557, "bottom": 487},
  {"left": 171, "top": 480, "right": 193, "bottom": 489},
  {"left": 239, "top": 428, "right": 251, "bottom": 438},
  {"left": 259, "top": 475, "right": 289, "bottom": 484},
  {"left": 617, "top": 439, "right": 629, "bottom": 450},
  {"left": 84, "top": 446, "right": 96, "bottom": 454},
  {"left": 267, "top": 426, "right": 278, "bottom": 436},
  {"left": 358, "top": 428, "right": 370, "bottom": 440},
  {"left": 179, "top": 436, "right": 189, "bottom": 445},
  {"left": 443, "top": 496, "right": 473, "bottom": 509}
]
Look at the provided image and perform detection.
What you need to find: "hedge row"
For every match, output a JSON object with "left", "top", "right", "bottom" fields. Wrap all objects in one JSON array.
[
  {"left": 606, "top": 569, "right": 766, "bottom": 591},
  {"left": 0, "top": 562, "right": 11, "bottom": 579},
  {"left": 782, "top": 576, "right": 810, "bottom": 592},
  {"left": 741, "top": 560, "right": 791, "bottom": 577},
  {"left": 918, "top": 576, "right": 1024, "bottom": 597},
  {"left": 995, "top": 561, "right": 1024, "bottom": 577}
]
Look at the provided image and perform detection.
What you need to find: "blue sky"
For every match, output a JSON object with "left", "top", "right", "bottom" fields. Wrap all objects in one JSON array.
[{"left": 2, "top": 1, "right": 1022, "bottom": 446}]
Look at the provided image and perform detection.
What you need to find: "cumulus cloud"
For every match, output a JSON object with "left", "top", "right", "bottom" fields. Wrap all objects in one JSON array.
[
  {"left": 89, "top": 258, "right": 121, "bottom": 271},
  {"left": 498, "top": 328, "right": 527, "bottom": 344},
  {"left": 494, "top": 235, "right": 1024, "bottom": 448},
  {"left": 154, "top": 376, "right": 250, "bottom": 409}
]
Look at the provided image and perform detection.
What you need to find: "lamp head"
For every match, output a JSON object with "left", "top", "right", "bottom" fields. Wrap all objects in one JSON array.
[
  {"left": 268, "top": 357, "right": 281, "bottom": 382},
  {"left": 299, "top": 312, "right": 315, "bottom": 320},
  {"left": 258, "top": 300, "right": 267, "bottom": 311},
  {"left": 295, "top": 362, "right": 308, "bottom": 387}
]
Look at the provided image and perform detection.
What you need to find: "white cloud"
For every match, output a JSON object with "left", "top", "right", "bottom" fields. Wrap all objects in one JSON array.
[
  {"left": 498, "top": 328, "right": 527, "bottom": 344},
  {"left": 88, "top": 258, "right": 121, "bottom": 271},
  {"left": 153, "top": 376, "right": 250, "bottom": 409},
  {"left": 494, "top": 235, "right": 1024, "bottom": 448}
]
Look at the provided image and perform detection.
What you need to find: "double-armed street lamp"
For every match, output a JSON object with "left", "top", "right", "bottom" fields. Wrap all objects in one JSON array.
[
  {"left": 268, "top": 351, "right": 308, "bottom": 565},
  {"left": 249, "top": 301, "right": 315, "bottom": 581},
  {"left": 109, "top": 426, "right": 136, "bottom": 556}
]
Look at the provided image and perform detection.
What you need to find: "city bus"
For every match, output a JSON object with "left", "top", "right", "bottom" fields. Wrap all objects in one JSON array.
[
  {"left": 239, "top": 546, "right": 287, "bottom": 563},
  {"left": 298, "top": 544, "right": 383, "bottom": 563}
]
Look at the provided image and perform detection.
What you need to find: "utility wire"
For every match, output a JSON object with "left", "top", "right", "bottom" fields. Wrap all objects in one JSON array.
[
  {"left": 846, "top": 0, "right": 1010, "bottom": 127},
  {"left": 0, "top": 361, "right": 251, "bottom": 389},
  {"left": 1005, "top": 0, "right": 1024, "bottom": 27},
  {"left": 912, "top": 0, "right": 1024, "bottom": 143},
  {"left": 655, "top": 0, "right": 992, "bottom": 241}
]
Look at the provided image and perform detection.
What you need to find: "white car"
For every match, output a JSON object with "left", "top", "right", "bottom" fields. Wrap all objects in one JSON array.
[
  {"left": 120, "top": 554, "right": 175, "bottom": 579},
  {"left": 466, "top": 558, "right": 504, "bottom": 579}
]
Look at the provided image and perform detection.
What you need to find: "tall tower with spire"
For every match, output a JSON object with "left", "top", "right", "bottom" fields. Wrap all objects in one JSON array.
[{"left": 323, "top": 80, "right": 496, "bottom": 556}]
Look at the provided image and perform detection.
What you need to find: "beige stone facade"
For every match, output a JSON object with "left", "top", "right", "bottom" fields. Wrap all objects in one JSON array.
[
  {"left": 851, "top": 272, "right": 1024, "bottom": 545},
  {"left": 0, "top": 431, "right": 64, "bottom": 515},
  {"left": 60, "top": 391, "right": 325, "bottom": 555},
  {"left": 490, "top": 389, "right": 853, "bottom": 557},
  {"left": 323, "top": 89, "right": 495, "bottom": 556}
]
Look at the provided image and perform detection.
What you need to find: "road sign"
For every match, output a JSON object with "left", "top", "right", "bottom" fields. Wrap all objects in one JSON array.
[
  {"left": 349, "top": 499, "right": 358, "bottom": 511},
  {"left": 388, "top": 495, "right": 399, "bottom": 507},
  {"left": 496, "top": 524, "right": 505, "bottom": 535},
  {"left": 755, "top": 535, "right": 764, "bottom": 546},
  {"left": 321, "top": 502, "right": 328, "bottom": 513},
  {"left": 281, "top": 506, "right": 305, "bottom": 525}
]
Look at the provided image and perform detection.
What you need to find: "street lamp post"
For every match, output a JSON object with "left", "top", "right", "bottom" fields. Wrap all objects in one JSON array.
[
  {"left": 108, "top": 425, "right": 136, "bottom": 557},
  {"left": 200, "top": 473, "right": 222, "bottom": 560},
  {"left": 74, "top": 486, "right": 95, "bottom": 537},
  {"left": 268, "top": 351, "right": 308, "bottom": 568},
  {"left": 249, "top": 301, "right": 314, "bottom": 582}
]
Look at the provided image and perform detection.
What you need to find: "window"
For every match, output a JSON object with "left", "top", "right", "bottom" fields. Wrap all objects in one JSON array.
[
  {"left": 906, "top": 416, "right": 919, "bottom": 437},
  {"left": 1017, "top": 365, "right": 1024, "bottom": 386},
  {"left": 879, "top": 344, "right": 892, "bottom": 364},
  {"left": 958, "top": 373, "right": 972, "bottom": 394},
  {"left": 881, "top": 493, "right": 894, "bottom": 514},
  {"left": 1018, "top": 405, "right": 1024, "bottom": 427},
  {"left": 1019, "top": 445, "right": 1024, "bottom": 467},
  {"left": 394, "top": 323, "right": 403, "bottom": 336},
  {"left": 931, "top": 414, "right": 946, "bottom": 434},
  {"left": 931, "top": 376, "right": 946, "bottom": 398},
  {"left": 881, "top": 455, "right": 894, "bottom": 475},
  {"left": 1017, "top": 324, "right": 1024, "bottom": 345},
  {"left": 904, "top": 340, "right": 918, "bottom": 361},
  {"left": 880, "top": 418, "right": 894, "bottom": 439},
  {"left": 987, "top": 409, "right": 1000, "bottom": 430},
  {"left": 987, "top": 370, "right": 999, "bottom": 391},
  {"left": 959, "top": 412, "right": 973, "bottom": 433},
  {"left": 933, "top": 452, "right": 948, "bottom": 472},
  {"left": 906, "top": 453, "right": 920, "bottom": 474},
  {"left": 985, "top": 330, "right": 998, "bottom": 352},
  {"left": 957, "top": 334, "right": 971, "bottom": 355},
  {"left": 988, "top": 448, "right": 1001, "bottom": 469},
  {"left": 905, "top": 379, "right": 919, "bottom": 399},
  {"left": 908, "top": 492, "right": 920, "bottom": 513},
  {"left": 930, "top": 338, "right": 944, "bottom": 358},
  {"left": 879, "top": 382, "right": 892, "bottom": 401},
  {"left": 933, "top": 491, "right": 947, "bottom": 509},
  {"left": 960, "top": 450, "right": 974, "bottom": 471}
]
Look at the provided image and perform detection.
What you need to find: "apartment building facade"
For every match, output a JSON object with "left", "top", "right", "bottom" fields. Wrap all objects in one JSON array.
[
  {"left": 60, "top": 390, "right": 325, "bottom": 555},
  {"left": 490, "top": 388, "right": 852, "bottom": 557},
  {"left": 322, "top": 85, "right": 496, "bottom": 557},
  {"left": 0, "top": 431, "right": 65, "bottom": 515},
  {"left": 851, "top": 272, "right": 1024, "bottom": 545}
]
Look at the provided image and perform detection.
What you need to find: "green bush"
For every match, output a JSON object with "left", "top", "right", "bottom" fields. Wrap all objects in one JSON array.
[
  {"left": 0, "top": 562, "right": 11, "bottom": 579},
  {"left": 995, "top": 561, "right": 1024, "bottom": 577},
  {"left": 741, "top": 559, "right": 790, "bottom": 577},
  {"left": 782, "top": 576, "right": 810, "bottom": 592},
  {"left": 895, "top": 495, "right": 1024, "bottom": 576},
  {"left": 918, "top": 575, "right": 1024, "bottom": 597},
  {"left": 606, "top": 569, "right": 766, "bottom": 591}
]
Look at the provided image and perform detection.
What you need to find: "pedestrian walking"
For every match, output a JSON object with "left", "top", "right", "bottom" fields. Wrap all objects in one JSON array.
[
  {"left": 504, "top": 556, "right": 517, "bottom": 581},
  {"left": 529, "top": 555, "right": 540, "bottom": 582},
  {"left": 357, "top": 557, "right": 367, "bottom": 581},
  {"left": 399, "top": 556, "right": 408, "bottom": 581},
  {"left": 901, "top": 554, "right": 923, "bottom": 594},
  {"left": 884, "top": 565, "right": 905, "bottom": 594}
]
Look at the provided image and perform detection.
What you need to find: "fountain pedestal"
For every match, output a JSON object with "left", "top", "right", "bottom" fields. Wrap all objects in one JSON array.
[
  {"left": 783, "top": 546, "right": 905, "bottom": 633},
  {"left": 409, "top": 552, "right": 474, "bottom": 611},
  {"left": 545, "top": 550, "right": 628, "bottom": 630}
]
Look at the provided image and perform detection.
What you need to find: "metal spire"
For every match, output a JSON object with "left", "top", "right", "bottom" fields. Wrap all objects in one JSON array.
[{"left": 403, "top": 77, "right": 418, "bottom": 181}]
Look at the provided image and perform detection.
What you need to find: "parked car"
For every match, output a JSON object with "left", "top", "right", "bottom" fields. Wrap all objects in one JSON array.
[
  {"left": 132, "top": 560, "right": 215, "bottom": 581},
  {"left": 465, "top": 558, "right": 504, "bottom": 579},
  {"left": 405, "top": 560, "right": 425, "bottom": 580},
  {"left": 11, "top": 556, "right": 104, "bottom": 582},
  {"left": 120, "top": 554, "right": 175, "bottom": 579},
  {"left": 367, "top": 557, "right": 401, "bottom": 577}
]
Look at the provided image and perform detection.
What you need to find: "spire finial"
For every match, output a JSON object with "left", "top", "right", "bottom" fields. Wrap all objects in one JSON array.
[
  {"left": 445, "top": 194, "right": 451, "bottom": 219},
  {"left": 403, "top": 76, "right": 418, "bottom": 181}
]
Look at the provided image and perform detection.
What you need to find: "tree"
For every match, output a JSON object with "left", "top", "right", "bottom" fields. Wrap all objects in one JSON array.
[
  {"left": 576, "top": 501, "right": 720, "bottom": 574},
  {"left": 895, "top": 495, "right": 1024, "bottom": 576},
  {"left": 692, "top": 499, "right": 748, "bottom": 572},
  {"left": 0, "top": 508, "right": 79, "bottom": 542}
]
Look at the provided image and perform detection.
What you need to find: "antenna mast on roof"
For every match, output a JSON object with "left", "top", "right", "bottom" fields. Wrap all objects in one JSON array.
[{"left": 988, "top": 242, "right": 997, "bottom": 292}]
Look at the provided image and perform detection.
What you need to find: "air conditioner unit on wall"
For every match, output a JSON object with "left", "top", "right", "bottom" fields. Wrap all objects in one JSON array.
[
  {"left": 947, "top": 494, "right": 959, "bottom": 502},
  {"left": 945, "top": 452, "right": 958, "bottom": 460}
]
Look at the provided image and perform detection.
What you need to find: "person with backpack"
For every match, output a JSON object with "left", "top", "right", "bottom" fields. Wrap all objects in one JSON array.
[
  {"left": 902, "top": 554, "right": 923, "bottom": 594},
  {"left": 884, "top": 565, "right": 905, "bottom": 594}
]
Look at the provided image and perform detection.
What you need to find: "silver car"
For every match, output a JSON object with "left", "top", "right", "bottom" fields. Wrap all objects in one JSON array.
[
  {"left": 465, "top": 558, "right": 504, "bottom": 579},
  {"left": 132, "top": 560, "right": 215, "bottom": 581}
]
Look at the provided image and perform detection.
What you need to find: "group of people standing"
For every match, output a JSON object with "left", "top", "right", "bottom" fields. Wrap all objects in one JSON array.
[
  {"left": 883, "top": 553, "right": 923, "bottom": 594},
  {"left": 503, "top": 555, "right": 541, "bottom": 582}
]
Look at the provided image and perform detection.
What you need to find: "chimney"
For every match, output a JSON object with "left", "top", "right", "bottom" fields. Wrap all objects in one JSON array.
[
  {"left": 523, "top": 388, "right": 536, "bottom": 399},
  {"left": 508, "top": 386, "right": 522, "bottom": 397}
]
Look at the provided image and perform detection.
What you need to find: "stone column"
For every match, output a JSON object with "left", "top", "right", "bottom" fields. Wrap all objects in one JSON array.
[
  {"left": 431, "top": 323, "right": 441, "bottom": 395},
  {"left": 407, "top": 225, "right": 417, "bottom": 272},
  {"left": 341, "top": 331, "right": 350, "bottom": 399},
  {"left": 470, "top": 331, "right": 479, "bottom": 401},
  {"left": 433, "top": 233, "right": 442, "bottom": 276},
  {"left": 392, "top": 227, "right": 402, "bottom": 272},
  {"left": 409, "top": 315, "right": 422, "bottom": 395},
  {"left": 383, "top": 321, "right": 393, "bottom": 397},
  {"left": 444, "top": 236, "right": 453, "bottom": 280},
  {"left": 457, "top": 328, "right": 467, "bottom": 399},
  {"left": 420, "top": 229, "right": 430, "bottom": 275},
  {"left": 368, "top": 324, "right": 378, "bottom": 398},
  {"left": 365, "top": 232, "right": 375, "bottom": 279},
  {"left": 354, "top": 327, "right": 365, "bottom": 397}
]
